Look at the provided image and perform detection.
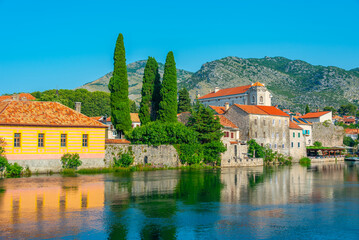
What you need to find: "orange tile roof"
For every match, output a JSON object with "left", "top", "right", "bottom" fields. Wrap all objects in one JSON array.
[
  {"left": 301, "top": 111, "right": 331, "bottom": 119},
  {"left": 90, "top": 116, "right": 102, "bottom": 121},
  {"left": 105, "top": 139, "right": 131, "bottom": 144},
  {"left": 289, "top": 121, "right": 302, "bottom": 130},
  {"left": 345, "top": 129, "right": 359, "bottom": 134},
  {"left": 209, "top": 106, "right": 226, "bottom": 114},
  {"left": 230, "top": 141, "right": 240, "bottom": 144},
  {"left": 0, "top": 93, "right": 36, "bottom": 102},
  {"left": 216, "top": 115, "right": 238, "bottom": 129},
  {"left": 130, "top": 113, "right": 140, "bottom": 122},
  {"left": 252, "top": 82, "right": 264, "bottom": 87},
  {"left": 0, "top": 101, "right": 107, "bottom": 128},
  {"left": 199, "top": 85, "right": 252, "bottom": 99},
  {"left": 233, "top": 104, "right": 289, "bottom": 117}
]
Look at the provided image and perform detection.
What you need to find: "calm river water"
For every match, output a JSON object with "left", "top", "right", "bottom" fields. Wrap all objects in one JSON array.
[{"left": 0, "top": 163, "right": 358, "bottom": 239}]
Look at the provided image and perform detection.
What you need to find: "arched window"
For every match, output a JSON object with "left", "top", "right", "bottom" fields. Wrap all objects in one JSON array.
[
  {"left": 260, "top": 96, "right": 264, "bottom": 103},
  {"left": 252, "top": 96, "right": 255, "bottom": 103}
]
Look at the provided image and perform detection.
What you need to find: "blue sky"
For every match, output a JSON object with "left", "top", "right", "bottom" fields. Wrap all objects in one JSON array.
[{"left": 0, "top": 0, "right": 358, "bottom": 94}]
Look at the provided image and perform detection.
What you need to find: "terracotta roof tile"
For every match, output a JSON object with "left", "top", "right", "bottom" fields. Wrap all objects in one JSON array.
[
  {"left": 0, "top": 93, "right": 36, "bottom": 102},
  {"left": 209, "top": 106, "right": 226, "bottom": 114},
  {"left": 301, "top": 111, "right": 331, "bottom": 119},
  {"left": 345, "top": 129, "right": 359, "bottom": 134},
  {"left": 252, "top": 82, "right": 264, "bottom": 87},
  {"left": 216, "top": 115, "right": 238, "bottom": 129},
  {"left": 105, "top": 139, "right": 131, "bottom": 144},
  {"left": 130, "top": 113, "right": 140, "bottom": 122},
  {"left": 0, "top": 101, "right": 107, "bottom": 128},
  {"left": 289, "top": 121, "right": 302, "bottom": 130},
  {"left": 199, "top": 85, "right": 252, "bottom": 99},
  {"left": 233, "top": 104, "right": 289, "bottom": 117},
  {"left": 293, "top": 116, "right": 312, "bottom": 125}
]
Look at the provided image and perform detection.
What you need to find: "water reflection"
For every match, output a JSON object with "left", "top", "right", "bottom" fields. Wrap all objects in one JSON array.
[{"left": 0, "top": 163, "right": 358, "bottom": 239}]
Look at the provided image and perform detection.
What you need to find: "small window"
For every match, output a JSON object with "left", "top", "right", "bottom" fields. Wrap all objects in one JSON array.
[
  {"left": 259, "top": 96, "right": 264, "bottom": 103},
  {"left": 263, "top": 120, "right": 266, "bottom": 126},
  {"left": 234, "top": 145, "right": 238, "bottom": 156},
  {"left": 82, "top": 134, "right": 88, "bottom": 147},
  {"left": 14, "top": 133, "right": 21, "bottom": 147},
  {"left": 269, "top": 144, "right": 272, "bottom": 149},
  {"left": 61, "top": 134, "right": 67, "bottom": 147},
  {"left": 276, "top": 133, "right": 279, "bottom": 139},
  {"left": 272, "top": 119, "right": 275, "bottom": 126},
  {"left": 231, "top": 133, "right": 234, "bottom": 138},
  {"left": 298, "top": 133, "right": 301, "bottom": 138},
  {"left": 274, "top": 144, "right": 277, "bottom": 149},
  {"left": 252, "top": 96, "right": 255, "bottom": 103},
  {"left": 38, "top": 133, "right": 44, "bottom": 147},
  {"left": 293, "top": 132, "right": 295, "bottom": 138},
  {"left": 254, "top": 119, "right": 257, "bottom": 125},
  {"left": 282, "top": 144, "right": 285, "bottom": 149},
  {"left": 264, "top": 132, "right": 266, "bottom": 138},
  {"left": 272, "top": 133, "right": 274, "bottom": 139},
  {"left": 285, "top": 120, "right": 288, "bottom": 125},
  {"left": 283, "top": 132, "right": 286, "bottom": 138},
  {"left": 291, "top": 142, "right": 293, "bottom": 148},
  {"left": 255, "top": 132, "right": 258, "bottom": 138},
  {"left": 298, "top": 142, "right": 300, "bottom": 148},
  {"left": 279, "top": 120, "right": 281, "bottom": 125}
]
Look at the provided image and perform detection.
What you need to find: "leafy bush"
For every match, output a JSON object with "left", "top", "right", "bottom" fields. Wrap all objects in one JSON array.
[
  {"left": 203, "top": 141, "right": 227, "bottom": 166},
  {"left": 61, "top": 153, "right": 82, "bottom": 169},
  {"left": 343, "top": 136, "right": 357, "bottom": 147},
  {"left": 299, "top": 157, "right": 311, "bottom": 166},
  {"left": 313, "top": 141, "right": 322, "bottom": 147},
  {"left": 0, "top": 156, "right": 8, "bottom": 172},
  {"left": 114, "top": 151, "right": 134, "bottom": 167},
  {"left": 6, "top": 163, "right": 23, "bottom": 177},
  {"left": 127, "top": 121, "right": 198, "bottom": 146},
  {"left": 178, "top": 143, "right": 204, "bottom": 165},
  {"left": 247, "top": 139, "right": 265, "bottom": 158}
]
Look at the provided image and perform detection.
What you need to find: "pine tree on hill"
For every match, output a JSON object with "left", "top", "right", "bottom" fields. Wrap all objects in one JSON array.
[
  {"left": 139, "top": 57, "right": 160, "bottom": 125},
  {"left": 158, "top": 51, "right": 178, "bottom": 122},
  {"left": 108, "top": 33, "right": 132, "bottom": 136},
  {"left": 178, "top": 87, "right": 191, "bottom": 113},
  {"left": 305, "top": 104, "right": 310, "bottom": 114}
]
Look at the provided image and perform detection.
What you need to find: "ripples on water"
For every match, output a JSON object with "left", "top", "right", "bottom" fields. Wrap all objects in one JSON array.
[{"left": 0, "top": 162, "right": 358, "bottom": 239}]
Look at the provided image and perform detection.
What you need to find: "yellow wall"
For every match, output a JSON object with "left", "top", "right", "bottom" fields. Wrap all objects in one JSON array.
[{"left": 0, "top": 126, "right": 105, "bottom": 159}]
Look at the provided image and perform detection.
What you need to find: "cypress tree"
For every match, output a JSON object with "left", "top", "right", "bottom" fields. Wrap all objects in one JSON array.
[
  {"left": 158, "top": 51, "right": 178, "bottom": 122},
  {"left": 108, "top": 33, "right": 132, "bottom": 136},
  {"left": 305, "top": 104, "right": 310, "bottom": 114},
  {"left": 178, "top": 87, "right": 191, "bottom": 113},
  {"left": 139, "top": 57, "right": 160, "bottom": 125},
  {"left": 151, "top": 60, "right": 161, "bottom": 121}
]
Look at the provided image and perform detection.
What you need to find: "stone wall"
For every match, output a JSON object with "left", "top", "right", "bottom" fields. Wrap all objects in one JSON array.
[
  {"left": 8, "top": 158, "right": 105, "bottom": 174},
  {"left": 312, "top": 123, "right": 344, "bottom": 147},
  {"left": 221, "top": 143, "right": 263, "bottom": 167},
  {"left": 105, "top": 144, "right": 179, "bottom": 167}
]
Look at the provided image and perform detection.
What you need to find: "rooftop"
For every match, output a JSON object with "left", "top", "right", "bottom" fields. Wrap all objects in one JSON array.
[
  {"left": 293, "top": 116, "right": 312, "bottom": 125},
  {"left": 216, "top": 115, "right": 238, "bottom": 129},
  {"left": 0, "top": 93, "right": 36, "bottom": 102},
  {"left": 199, "top": 84, "right": 252, "bottom": 99},
  {"left": 289, "top": 121, "right": 303, "bottom": 130},
  {"left": 301, "top": 111, "right": 331, "bottom": 119},
  {"left": 0, "top": 100, "right": 107, "bottom": 128},
  {"left": 233, "top": 104, "right": 289, "bottom": 117},
  {"left": 209, "top": 106, "right": 226, "bottom": 115},
  {"left": 345, "top": 129, "right": 359, "bottom": 134}
]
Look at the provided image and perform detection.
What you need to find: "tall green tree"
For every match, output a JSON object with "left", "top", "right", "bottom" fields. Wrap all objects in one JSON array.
[
  {"left": 139, "top": 57, "right": 160, "bottom": 125},
  {"left": 151, "top": 60, "right": 162, "bottom": 121},
  {"left": 178, "top": 88, "right": 191, "bottom": 113},
  {"left": 305, "top": 104, "right": 310, "bottom": 114},
  {"left": 108, "top": 33, "right": 132, "bottom": 135},
  {"left": 158, "top": 51, "right": 178, "bottom": 122}
]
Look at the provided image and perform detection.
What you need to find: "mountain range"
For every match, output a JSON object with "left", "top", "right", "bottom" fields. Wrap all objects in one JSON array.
[{"left": 77, "top": 56, "right": 359, "bottom": 112}]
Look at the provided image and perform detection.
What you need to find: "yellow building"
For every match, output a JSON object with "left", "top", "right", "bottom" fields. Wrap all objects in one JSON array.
[{"left": 0, "top": 100, "right": 107, "bottom": 172}]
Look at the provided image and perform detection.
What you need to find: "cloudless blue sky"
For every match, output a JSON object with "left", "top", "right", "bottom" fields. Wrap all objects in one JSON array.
[{"left": 1, "top": 0, "right": 358, "bottom": 94}]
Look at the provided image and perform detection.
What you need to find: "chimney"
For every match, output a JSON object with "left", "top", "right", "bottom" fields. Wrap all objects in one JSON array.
[
  {"left": 225, "top": 102, "right": 229, "bottom": 111},
  {"left": 75, "top": 102, "right": 82, "bottom": 113},
  {"left": 290, "top": 115, "right": 293, "bottom": 122},
  {"left": 12, "top": 94, "right": 19, "bottom": 101},
  {"left": 214, "top": 87, "right": 220, "bottom": 93}
]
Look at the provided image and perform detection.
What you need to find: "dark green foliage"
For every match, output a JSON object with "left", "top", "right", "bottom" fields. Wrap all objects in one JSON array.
[
  {"left": 343, "top": 136, "right": 357, "bottom": 147},
  {"left": 338, "top": 104, "right": 357, "bottom": 116},
  {"left": 109, "top": 33, "right": 132, "bottom": 134},
  {"left": 5, "top": 163, "right": 23, "bottom": 177},
  {"left": 187, "top": 103, "right": 223, "bottom": 144},
  {"left": 323, "top": 106, "right": 337, "bottom": 113},
  {"left": 187, "top": 103, "right": 225, "bottom": 165},
  {"left": 32, "top": 89, "right": 111, "bottom": 117},
  {"left": 305, "top": 104, "right": 310, "bottom": 114},
  {"left": 127, "top": 121, "right": 198, "bottom": 146},
  {"left": 178, "top": 143, "right": 204, "bottom": 165},
  {"left": 247, "top": 139, "right": 265, "bottom": 158},
  {"left": 114, "top": 153, "right": 134, "bottom": 167},
  {"left": 139, "top": 57, "right": 160, "bottom": 124},
  {"left": 61, "top": 153, "right": 82, "bottom": 169},
  {"left": 314, "top": 141, "right": 322, "bottom": 147},
  {"left": 152, "top": 62, "right": 162, "bottom": 121},
  {"left": 158, "top": 51, "right": 178, "bottom": 122},
  {"left": 202, "top": 141, "right": 226, "bottom": 166},
  {"left": 0, "top": 156, "right": 7, "bottom": 172},
  {"left": 178, "top": 88, "right": 191, "bottom": 113},
  {"left": 130, "top": 100, "right": 138, "bottom": 113}
]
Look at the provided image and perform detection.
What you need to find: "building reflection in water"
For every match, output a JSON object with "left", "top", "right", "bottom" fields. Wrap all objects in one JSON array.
[{"left": 0, "top": 175, "right": 105, "bottom": 239}]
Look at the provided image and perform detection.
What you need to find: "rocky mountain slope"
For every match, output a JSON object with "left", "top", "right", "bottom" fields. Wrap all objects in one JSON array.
[
  {"left": 78, "top": 60, "right": 193, "bottom": 101},
  {"left": 77, "top": 57, "right": 359, "bottom": 111}
]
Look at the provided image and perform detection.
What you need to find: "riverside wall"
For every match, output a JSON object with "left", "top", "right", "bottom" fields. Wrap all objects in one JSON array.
[{"left": 312, "top": 123, "right": 344, "bottom": 147}]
